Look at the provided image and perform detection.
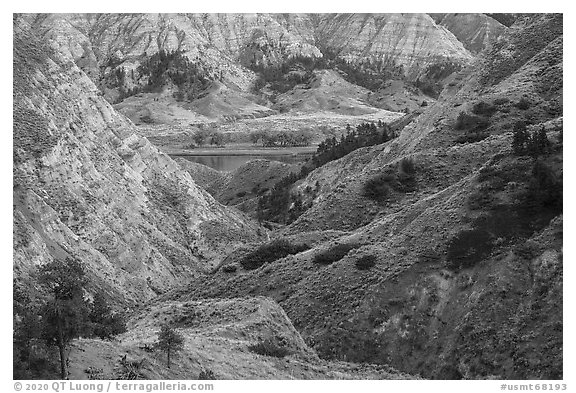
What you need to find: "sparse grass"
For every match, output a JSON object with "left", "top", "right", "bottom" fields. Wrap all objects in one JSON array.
[{"left": 313, "top": 243, "right": 360, "bottom": 265}]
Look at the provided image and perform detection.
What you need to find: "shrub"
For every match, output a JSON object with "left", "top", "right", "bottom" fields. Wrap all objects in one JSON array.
[
  {"left": 455, "top": 132, "right": 490, "bottom": 144},
  {"left": 512, "top": 122, "right": 529, "bottom": 155},
  {"left": 363, "top": 163, "right": 417, "bottom": 202},
  {"left": 399, "top": 157, "right": 416, "bottom": 176},
  {"left": 140, "top": 115, "right": 154, "bottom": 124},
  {"left": 446, "top": 229, "right": 493, "bottom": 271},
  {"left": 198, "top": 369, "right": 217, "bottom": 380},
  {"left": 313, "top": 243, "right": 360, "bottom": 265},
  {"left": 363, "top": 175, "right": 392, "bottom": 203},
  {"left": 117, "top": 358, "right": 145, "bottom": 380},
  {"left": 471, "top": 101, "right": 497, "bottom": 117},
  {"left": 248, "top": 338, "right": 290, "bottom": 358},
  {"left": 236, "top": 191, "right": 247, "bottom": 198},
  {"left": 515, "top": 97, "right": 531, "bottom": 110},
  {"left": 526, "top": 160, "right": 562, "bottom": 210},
  {"left": 221, "top": 264, "right": 237, "bottom": 273},
  {"left": 355, "top": 255, "right": 377, "bottom": 270},
  {"left": 455, "top": 112, "right": 490, "bottom": 132},
  {"left": 239, "top": 239, "right": 309, "bottom": 270},
  {"left": 493, "top": 97, "right": 510, "bottom": 106}
]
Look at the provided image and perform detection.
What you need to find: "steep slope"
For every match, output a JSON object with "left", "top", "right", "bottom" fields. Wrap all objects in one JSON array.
[
  {"left": 164, "top": 14, "right": 563, "bottom": 379},
  {"left": 315, "top": 13, "right": 473, "bottom": 80},
  {"left": 13, "top": 17, "right": 262, "bottom": 306},
  {"left": 430, "top": 13, "right": 507, "bottom": 53}
]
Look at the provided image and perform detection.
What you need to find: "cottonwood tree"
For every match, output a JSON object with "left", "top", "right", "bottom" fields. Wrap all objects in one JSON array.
[
  {"left": 89, "top": 293, "right": 127, "bottom": 339},
  {"left": 38, "top": 257, "right": 90, "bottom": 379},
  {"left": 155, "top": 325, "right": 185, "bottom": 368}
]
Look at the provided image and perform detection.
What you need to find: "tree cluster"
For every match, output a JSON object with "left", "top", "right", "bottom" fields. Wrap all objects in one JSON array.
[
  {"left": 312, "top": 121, "right": 393, "bottom": 168},
  {"left": 256, "top": 172, "right": 304, "bottom": 224},
  {"left": 192, "top": 129, "right": 226, "bottom": 147},
  {"left": 13, "top": 258, "right": 127, "bottom": 379},
  {"left": 137, "top": 50, "right": 212, "bottom": 97},
  {"left": 111, "top": 50, "right": 215, "bottom": 104},
  {"left": 255, "top": 120, "right": 397, "bottom": 225},
  {"left": 251, "top": 55, "right": 324, "bottom": 93},
  {"left": 250, "top": 129, "right": 312, "bottom": 147},
  {"left": 512, "top": 122, "right": 550, "bottom": 157}
]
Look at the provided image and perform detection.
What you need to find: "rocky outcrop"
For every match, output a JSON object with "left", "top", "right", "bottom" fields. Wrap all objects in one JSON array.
[
  {"left": 13, "top": 17, "right": 261, "bottom": 305},
  {"left": 314, "top": 14, "right": 473, "bottom": 79},
  {"left": 32, "top": 13, "right": 474, "bottom": 89},
  {"left": 430, "top": 13, "right": 507, "bottom": 53}
]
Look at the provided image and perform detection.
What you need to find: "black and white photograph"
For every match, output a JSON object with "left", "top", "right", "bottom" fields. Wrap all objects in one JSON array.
[{"left": 10, "top": 8, "right": 566, "bottom": 385}]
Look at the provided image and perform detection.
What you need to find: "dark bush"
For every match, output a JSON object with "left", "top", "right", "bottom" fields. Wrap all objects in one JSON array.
[
  {"left": 515, "top": 97, "right": 532, "bottom": 110},
  {"left": 355, "top": 255, "right": 377, "bottom": 270},
  {"left": 198, "top": 369, "right": 217, "bottom": 380},
  {"left": 239, "top": 239, "right": 309, "bottom": 270},
  {"left": 493, "top": 97, "right": 510, "bottom": 106},
  {"left": 236, "top": 191, "right": 247, "bottom": 198},
  {"left": 525, "top": 160, "right": 562, "bottom": 211},
  {"left": 399, "top": 157, "right": 416, "bottom": 175},
  {"left": 313, "top": 243, "right": 360, "bottom": 265},
  {"left": 446, "top": 228, "right": 494, "bottom": 271},
  {"left": 140, "top": 115, "right": 154, "bottom": 124},
  {"left": 362, "top": 175, "right": 392, "bottom": 203},
  {"left": 221, "top": 264, "right": 237, "bottom": 273},
  {"left": 455, "top": 112, "right": 490, "bottom": 132},
  {"left": 455, "top": 132, "right": 490, "bottom": 144},
  {"left": 248, "top": 338, "right": 290, "bottom": 358},
  {"left": 363, "top": 163, "right": 417, "bottom": 202},
  {"left": 471, "top": 101, "right": 497, "bottom": 117},
  {"left": 513, "top": 123, "right": 550, "bottom": 157}
]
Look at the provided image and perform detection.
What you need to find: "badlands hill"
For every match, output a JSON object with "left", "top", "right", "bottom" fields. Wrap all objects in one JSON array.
[
  {"left": 25, "top": 13, "right": 506, "bottom": 125},
  {"left": 13, "top": 13, "right": 561, "bottom": 380},
  {"left": 13, "top": 14, "right": 412, "bottom": 380},
  {"left": 164, "top": 14, "right": 563, "bottom": 379}
]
